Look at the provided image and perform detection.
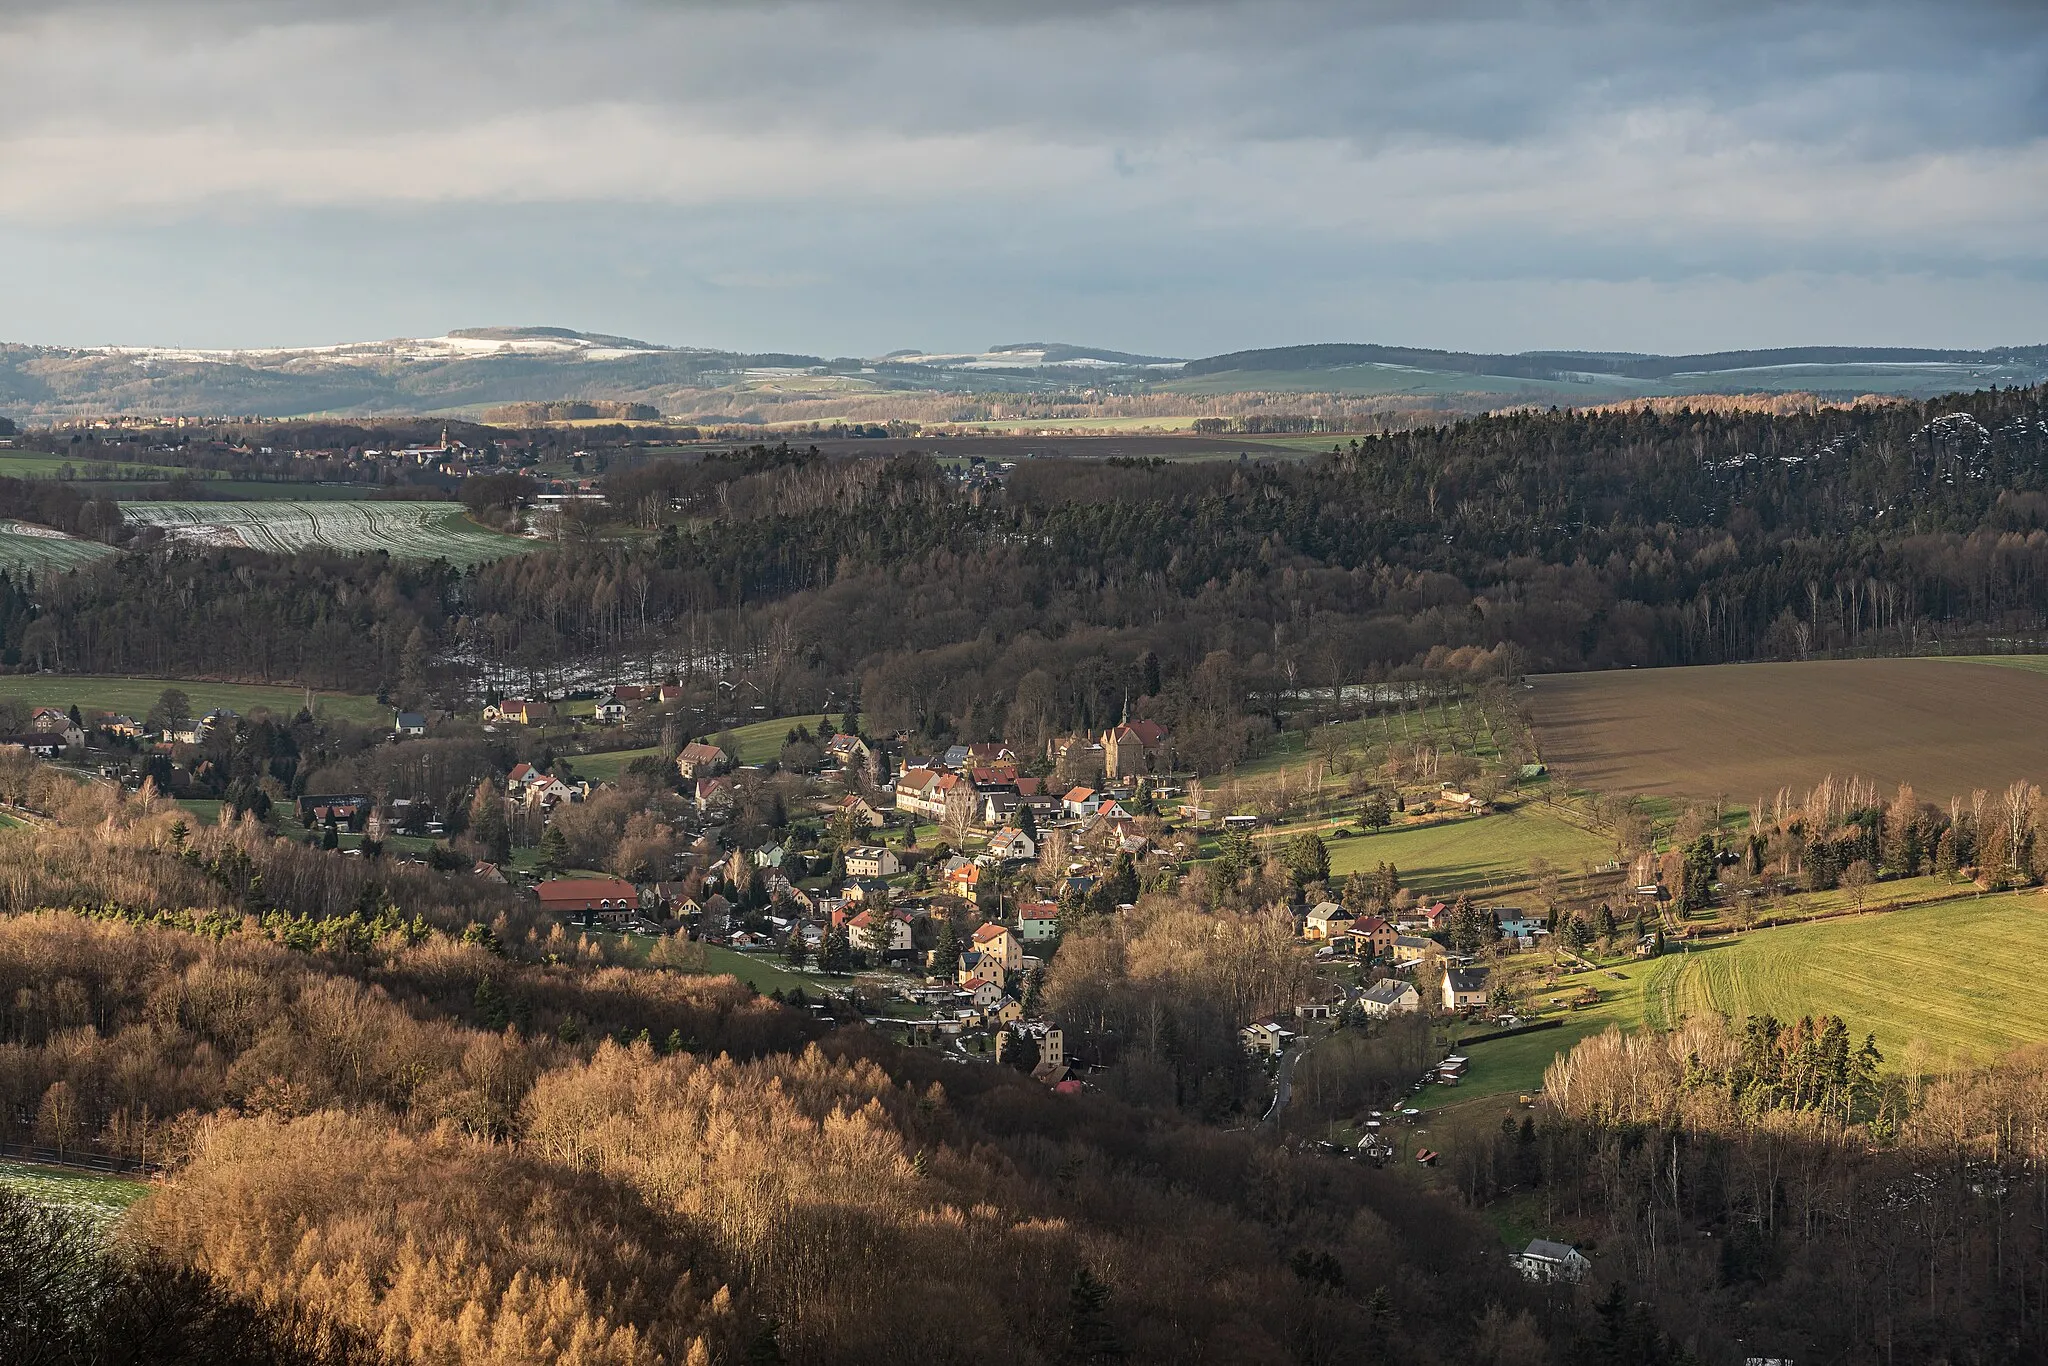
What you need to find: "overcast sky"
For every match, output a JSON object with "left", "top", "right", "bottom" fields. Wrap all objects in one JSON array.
[{"left": 1, "top": 0, "right": 2043, "bottom": 356}]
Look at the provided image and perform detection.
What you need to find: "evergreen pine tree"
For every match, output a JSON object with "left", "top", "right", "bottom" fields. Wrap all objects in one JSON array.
[
  {"left": 932, "top": 916, "right": 961, "bottom": 975},
  {"left": 536, "top": 825, "right": 569, "bottom": 877}
]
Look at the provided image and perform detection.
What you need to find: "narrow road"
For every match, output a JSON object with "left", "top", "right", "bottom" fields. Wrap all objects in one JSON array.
[{"left": 1263, "top": 1032, "right": 1316, "bottom": 1125}]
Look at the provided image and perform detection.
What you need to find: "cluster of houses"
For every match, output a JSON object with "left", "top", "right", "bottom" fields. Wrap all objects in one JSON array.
[
  {"left": 490, "top": 718, "right": 1191, "bottom": 1075},
  {"left": 531, "top": 856, "right": 1064, "bottom": 1059},
  {"left": 481, "top": 682, "right": 694, "bottom": 731},
  {"left": 1, "top": 703, "right": 234, "bottom": 757}
]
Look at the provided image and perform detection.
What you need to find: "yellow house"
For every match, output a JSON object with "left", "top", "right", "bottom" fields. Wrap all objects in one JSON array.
[
  {"left": 1302, "top": 902, "right": 1355, "bottom": 941},
  {"left": 971, "top": 923, "right": 1023, "bottom": 974}
]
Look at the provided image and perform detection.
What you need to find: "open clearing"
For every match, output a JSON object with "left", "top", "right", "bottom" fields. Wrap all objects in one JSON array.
[
  {"left": 572, "top": 745, "right": 664, "bottom": 781},
  {"left": 1636, "top": 894, "right": 2048, "bottom": 1064},
  {"left": 0, "top": 675, "right": 384, "bottom": 725},
  {"left": 723, "top": 714, "right": 830, "bottom": 765},
  {"left": 1323, "top": 803, "right": 1613, "bottom": 899},
  {"left": 121, "top": 501, "right": 528, "bottom": 564},
  {"left": 1527, "top": 659, "right": 2048, "bottom": 803},
  {"left": 0, "top": 1159, "right": 149, "bottom": 1230}
]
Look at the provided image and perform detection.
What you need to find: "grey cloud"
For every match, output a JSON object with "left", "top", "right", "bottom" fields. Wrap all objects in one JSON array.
[
  {"left": 0, "top": 0, "right": 2042, "bottom": 350},
  {"left": 5, "top": 0, "right": 2042, "bottom": 153}
]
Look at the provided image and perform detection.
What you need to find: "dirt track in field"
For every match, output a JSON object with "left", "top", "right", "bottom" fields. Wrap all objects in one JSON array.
[{"left": 1526, "top": 659, "right": 2048, "bottom": 804}]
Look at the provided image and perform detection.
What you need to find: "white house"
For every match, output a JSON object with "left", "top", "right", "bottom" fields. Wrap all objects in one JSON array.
[
  {"left": 1359, "top": 979, "right": 1421, "bottom": 1017},
  {"left": 845, "top": 846, "right": 902, "bottom": 879},
  {"left": 959, "top": 976, "right": 1004, "bottom": 1009},
  {"left": 848, "top": 909, "right": 913, "bottom": 957},
  {"left": 984, "top": 827, "right": 1037, "bottom": 863},
  {"left": 1443, "top": 967, "right": 1490, "bottom": 1011},
  {"left": 1513, "top": 1239, "right": 1590, "bottom": 1284},
  {"left": 1062, "top": 786, "right": 1102, "bottom": 819}
]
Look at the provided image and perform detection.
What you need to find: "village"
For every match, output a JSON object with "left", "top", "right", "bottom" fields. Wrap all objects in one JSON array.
[{"left": 0, "top": 681, "right": 1596, "bottom": 1106}]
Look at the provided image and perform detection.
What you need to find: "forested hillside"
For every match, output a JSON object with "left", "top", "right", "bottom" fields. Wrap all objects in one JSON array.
[
  {"left": 0, "top": 772, "right": 1555, "bottom": 1365},
  {"left": 11, "top": 387, "right": 2048, "bottom": 749}
]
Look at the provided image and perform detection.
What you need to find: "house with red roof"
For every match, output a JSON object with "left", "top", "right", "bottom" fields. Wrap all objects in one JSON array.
[
  {"left": 536, "top": 877, "right": 643, "bottom": 925},
  {"left": 1017, "top": 900, "right": 1061, "bottom": 943},
  {"left": 971, "top": 922, "right": 1023, "bottom": 973},
  {"left": 676, "top": 741, "right": 731, "bottom": 780}
]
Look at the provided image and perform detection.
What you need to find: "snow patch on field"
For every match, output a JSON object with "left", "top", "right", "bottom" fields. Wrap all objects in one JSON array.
[{"left": 121, "top": 501, "right": 527, "bottom": 565}]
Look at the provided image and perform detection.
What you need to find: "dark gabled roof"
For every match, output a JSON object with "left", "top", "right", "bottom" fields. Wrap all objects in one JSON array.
[
  {"left": 1361, "top": 979, "right": 1416, "bottom": 1004},
  {"left": 1522, "top": 1239, "right": 1583, "bottom": 1262},
  {"left": 1445, "top": 967, "right": 1490, "bottom": 991}
]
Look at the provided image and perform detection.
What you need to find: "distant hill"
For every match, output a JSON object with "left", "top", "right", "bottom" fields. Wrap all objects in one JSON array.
[
  {"left": 0, "top": 327, "right": 2042, "bottom": 422},
  {"left": 0, "top": 330, "right": 831, "bottom": 421},
  {"left": 1175, "top": 342, "right": 2048, "bottom": 401}
]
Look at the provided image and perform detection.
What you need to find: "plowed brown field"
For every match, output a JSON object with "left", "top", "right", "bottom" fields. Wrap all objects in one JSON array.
[{"left": 1526, "top": 659, "right": 2048, "bottom": 803}]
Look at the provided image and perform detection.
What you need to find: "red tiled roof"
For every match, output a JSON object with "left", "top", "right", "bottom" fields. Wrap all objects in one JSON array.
[{"left": 537, "top": 878, "right": 641, "bottom": 909}]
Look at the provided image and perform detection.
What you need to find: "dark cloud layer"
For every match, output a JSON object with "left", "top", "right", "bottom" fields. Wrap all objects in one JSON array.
[{"left": 0, "top": 0, "right": 2041, "bottom": 350}]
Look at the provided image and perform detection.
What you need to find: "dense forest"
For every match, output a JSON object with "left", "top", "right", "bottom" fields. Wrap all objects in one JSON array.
[{"left": 9, "top": 386, "right": 2048, "bottom": 750}]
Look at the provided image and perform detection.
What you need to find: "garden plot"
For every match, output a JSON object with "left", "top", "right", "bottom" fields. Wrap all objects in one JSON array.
[{"left": 121, "top": 501, "right": 527, "bottom": 564}]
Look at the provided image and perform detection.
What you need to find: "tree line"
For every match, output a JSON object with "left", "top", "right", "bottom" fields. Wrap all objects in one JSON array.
[{"left": 7, "top": 386, "right": 2048, "bottom": 750}]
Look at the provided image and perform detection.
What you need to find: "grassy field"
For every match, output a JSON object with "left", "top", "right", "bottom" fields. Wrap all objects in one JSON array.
[
  {"left": 1942, "top": 654, "right": 2048, "bottom": 676},
  {"left": 1426, "top": 890, "right": 2048, "bottom": 1111},
  {"left": 1527, "top": 658, "right": 2048, "bottom": 803},
  {"left": 121, "top": 501, "right": 528, "bottom": 565},
  {"left": 0, "top": 675, "right": 384, "bottom": 725},
  {"left": 0, "top": 1159, "right": 150, "bottom": 1229},
  {"left": 0, "top": 521, "right": 119, "bottom": 574},
  {"left": 571, "top": 745, "right": 665, "bottom": 781},
  {"left": 1636, "top": 893, "right": 2048, "bottom": 1064},
  {"left": 724, "top": 714, "right": 830, "bottom": 765},
  {"left": 696, "top": 944, "right": 848, "bottom": 995},
  {"left": 581, "top": 933, "right": 847, "bottom": 996},
  {"left": 1418, "top": 1020, "right": 1615, "bottom": 1112},
  {"left": 1322, "top": 803, "right": 1613, "bottom": 899},
  {"left": 0, "top": 451, "right": 183, "bottom": 480}
]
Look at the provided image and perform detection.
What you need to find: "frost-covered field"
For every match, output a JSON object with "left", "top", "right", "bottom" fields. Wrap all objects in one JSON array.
[
  {"left": 0, "top": 520, "right": 119, "bottom": 574},
  {"left": 122, "top": 501, "right": 527, "bottom": 565},
  {"left": 0, "top": 1159, "right": 148, "bottom": 1231}
]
